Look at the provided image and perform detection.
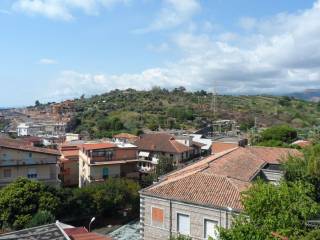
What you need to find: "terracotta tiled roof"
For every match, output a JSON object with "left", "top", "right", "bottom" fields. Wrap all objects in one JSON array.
[
  {"left": 70, "top": 233, "right": 112, "bottom": 240},
  {"left": 291, "top": 140, "right": 312, "bottom": 148},
  {"left": 142, "top": 146, "right": 301, "bottom": 211},
  {"left": 61, "top": 150, "right": 79, "bottom": 157},
  {"left": 0, "top": 138, "right": 60, "bottom": 155},
  {"left": 212, "top": 142, "right": 239, "bottom": 154},
  {"left": 146, "top": 172, "right": 249, "bottom": 210},
  {"left": 134, "top": 133, "right": 191, "bottom": 153},
  {"left": 64, "top": 227, "right": 88, "bottom": 236},
  {"left": 64, "top": 227, "right": 112, "bottom": 240},
  {"left": 113, "top": 133, "right": 138, "bottom": 139},
  {"left": 82, "top": 142, "right": 116, "bottom": 151}
]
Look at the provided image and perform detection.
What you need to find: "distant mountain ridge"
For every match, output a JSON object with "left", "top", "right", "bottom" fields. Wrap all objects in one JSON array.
[{"left": 288, "top": 89, "right": 320, "bottom": 102}]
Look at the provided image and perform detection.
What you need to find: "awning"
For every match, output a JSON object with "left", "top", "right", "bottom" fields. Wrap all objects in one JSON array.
[{"left": 139, "top": 151, "right": 150, "bottom": 157}]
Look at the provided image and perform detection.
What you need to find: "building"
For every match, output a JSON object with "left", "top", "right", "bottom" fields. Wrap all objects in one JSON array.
[
  {"left": 79, "top": 141, "right": 139, "bottom": 187},
  {"left": 113, "top": 133, "right": 138, "bottom": 144},
  {"left": 211, "top": 136, "right": 248, "bottom": 154},
  {"left": 134, "top": 133, "right": 203, "bottom": 173},
  {"left": 0, "top": 221, "right": 112, "bottom": 240},
  {"left": 139, "top": 146, "right": 300, "bottom": 240},
  {"left": 17, "top": 123, "right": 31, "bottom": 136},
  {"left": 16, "top": 122, "right": 66, "bottom": 138},
  {"left": 187, "top": 134, "right": 212, "bottom": 155},
  {"left": 0, "top": 138, "right": 60, "bottom": 187},
  {"left": 59, "top": 143, "right": 81, "bottom": 187}
]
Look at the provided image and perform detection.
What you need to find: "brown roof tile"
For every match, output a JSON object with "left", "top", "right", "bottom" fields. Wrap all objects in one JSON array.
[
  {"left": 212, "top": 142, "right": 239, "bottom": 154},
  {"left": 82, "top": 142, "right": 116, "bottom": 151},
  {"left": 134, "top": 133, "right": 191, "bottom": 153},
  {"left": 113, "top": 133, "right": 138, "bottom": 139},
  {"left": 0, "top": 138, "right": 60, "bottom": 155},
  {"left": 142, "top": 146, "right": 301, "bottom": 211}
]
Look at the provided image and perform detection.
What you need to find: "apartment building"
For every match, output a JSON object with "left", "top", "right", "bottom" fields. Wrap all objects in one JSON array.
[
  {"left": 0, "top": 138, "right": 60, "bottom": 187},
  {"left": 134, "top": 133, "right": 203, "bottom": 173},
  {"left": 140, "top": 146, "right": 300, "bottom": 240},
  {"left": 59, "top": 143, "right": 80, "bottom": 187},
  {"left": 79, "top": 141, "right": 139, "bottom": 187}
]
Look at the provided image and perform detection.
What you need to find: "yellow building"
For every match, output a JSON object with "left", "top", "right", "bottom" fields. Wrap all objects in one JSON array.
[{"left": 0, "top": 138, "right": 60, "bottom": 187}]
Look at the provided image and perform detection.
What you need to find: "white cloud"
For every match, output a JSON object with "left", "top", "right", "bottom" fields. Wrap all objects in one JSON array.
[
  {"left": 134, "top": 0, "right": 201, "bottom": 33},
  {"left": 12, "top": 0, "right": 129, "bottom": 20},
  {"left": 39, "top": 58, "right": 58, "bottom": 65},
  {"left": 49, "top": 0, "right": 320, "bottom": 99},
  {"left": 239, "top": 17, "right": 256, "bottom": 31}
]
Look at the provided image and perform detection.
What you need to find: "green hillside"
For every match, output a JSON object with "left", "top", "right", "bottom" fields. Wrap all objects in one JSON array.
[{"left": 67, "top": 88, "right": 320, "bottom": 138}]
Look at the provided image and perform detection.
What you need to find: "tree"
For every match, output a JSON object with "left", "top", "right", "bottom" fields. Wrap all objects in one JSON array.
[
  {"left": 155, "top": 156, "right": 175, "bottom": 177},
  {"left": 27, "top": 210, "right": 55, "bottom": 228},
  {"left": 219, "top": 181, "right": 320, "bottom": 239},
  {"left": 283, "top": 144, "right": 320, "bottom": 201},
  {"left": 35, "top": 100, "right": 40, "bottom": 107},
  {"left": 0, "top": 178, "right": 59, "bottom": 230},
  {"left": 257, "top": 125, "right": 297, "bottom": 146},
  {"left": 169, "top": 234, "right": 192, "bottom": 240}
]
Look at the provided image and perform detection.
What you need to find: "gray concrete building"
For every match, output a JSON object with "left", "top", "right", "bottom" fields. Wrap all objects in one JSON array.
[{"left": 140, "top": 146, "right": 300, "bottom": 240}]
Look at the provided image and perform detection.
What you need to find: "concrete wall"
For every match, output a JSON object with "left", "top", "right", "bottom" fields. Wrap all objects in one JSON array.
[
  {"left": 0, "top": 147, "right": 59, "bottom": 186},
  {"left": 90, "top": 164, "right": 121, "bottom": 179},
  {"left": 61, "top": 160, "right": 78, "bottom": 186},
  {"left": 140, "top": 195, "right": 234, "bottom": 240}
]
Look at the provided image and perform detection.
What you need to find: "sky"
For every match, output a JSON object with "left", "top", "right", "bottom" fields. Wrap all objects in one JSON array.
[{"left": 0, "top": 0, "right": 320, "bottom": 106}]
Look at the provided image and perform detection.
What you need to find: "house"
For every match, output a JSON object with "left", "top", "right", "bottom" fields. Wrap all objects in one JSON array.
[
  {"left": 59, "top": 143, "right": 81, "bottom": 187},
  {"left": 0, "top": 221, "right": 112, "bottom": 240},
  {"left": 17, "top": 123, "right": 29, "bottom": 136},
  {"left": 79, "top": 141, "right": 139, "bottom": 187},
  {"left": 139, "top": 146, "right": 300, "bottom": 240},
  {"left": 134, "top": 133, "right": 203, "bottom": 173},
  {"left": 113, "top": 133, "right": 138, "bottom": 144},
  {"left": 0, "top": 138, "right": 60, "bottom": 187},
  {"left": 211, "top": 136, "right": 248, "bottom": 154},
  {"left": 188, "top": 134, "right": 212, "bottom": 155}
]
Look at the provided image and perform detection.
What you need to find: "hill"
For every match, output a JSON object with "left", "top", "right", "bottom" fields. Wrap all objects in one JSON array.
[
  {"left": 289, "top": 89, "right": 320, "bottom": 102},
  {"left": 66, "top": 88, "right": 320, "bottom": 138}
]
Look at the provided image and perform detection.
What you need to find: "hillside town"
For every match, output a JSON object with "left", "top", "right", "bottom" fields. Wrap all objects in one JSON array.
[
  {"left": 0, "top": 98, "right": 318, "bottom": 240},
  {"left": 2, "top": 0, "right": 320, "bottom": 239}
]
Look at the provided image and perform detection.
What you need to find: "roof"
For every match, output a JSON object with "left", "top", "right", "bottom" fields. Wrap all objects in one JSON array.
[
  {"left": 0, "top": 223, "right": 67, "bottom": 240},
  {"left": 64, "top": 227, "right": 111, "bottom": 240},
  {"left": 0, "top": 138, "right": 60, "bottom": 155},
  {"left": 212, "top": 142, "right": 239, "bottom": 154},
  {"left": 142, "top": 146, "right": 301, "bottom": 211},
  {"left": 113, "top": 133, "right": 138, "bottom": 139},
  {"left": 82, "top": 142, "right": 116, "bottom": 151},
  {"left": 69, "top": 232, "right": 112, "bottom": 240},
  {"left": 291, "top": 140, "right": 312, "bottom": 148},
  {"left": 134, "top": 133, "right": 192, "bottom": 153},
  {"left": 61, "top": 150, "right": 79, "bottom": 157}
]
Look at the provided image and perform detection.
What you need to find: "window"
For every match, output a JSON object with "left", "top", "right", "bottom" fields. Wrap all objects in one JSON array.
[
  {"left": 152, "top": 207, "right": 164, "bottom": 227},
  {"left": 3, "top": 169, "right": 11, "bottom": 178},
  {"left": 177, "top": 213, "right": 190, "bottom": 236},
  {"left": 102, "top": 167, "right": 109, "bottom": 179},
  {"left": 28, "top": 152, "right": 32, "bottom": 158},
  {"left": 204, "top": 219, "right": 218, "bottom": 239},
  {"left": 27, "top": 168, "right": 37, "bottom": 179}
]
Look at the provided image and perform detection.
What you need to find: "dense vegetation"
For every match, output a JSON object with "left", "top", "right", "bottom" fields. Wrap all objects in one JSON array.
[
  {"left": 219, "top": 144, "right": 320, "bottom": 240},
  {"left": 252, "top": 124, "right": 298, "bottom": 147},
  {"left": 0, "top": 178, "right": 140, "bottom": 230},
  {"left": 66, "top": 88, "right": 320, "bottom": 138}
]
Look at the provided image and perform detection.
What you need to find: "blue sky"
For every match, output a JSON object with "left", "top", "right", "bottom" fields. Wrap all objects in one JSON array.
[{"left": 0, "top": 0, "right": 319, "bottom": 106}]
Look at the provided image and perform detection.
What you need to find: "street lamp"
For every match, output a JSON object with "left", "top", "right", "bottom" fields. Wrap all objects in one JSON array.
[{"left": 88, "top": 217, "right": 96, "bottom": 232}]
